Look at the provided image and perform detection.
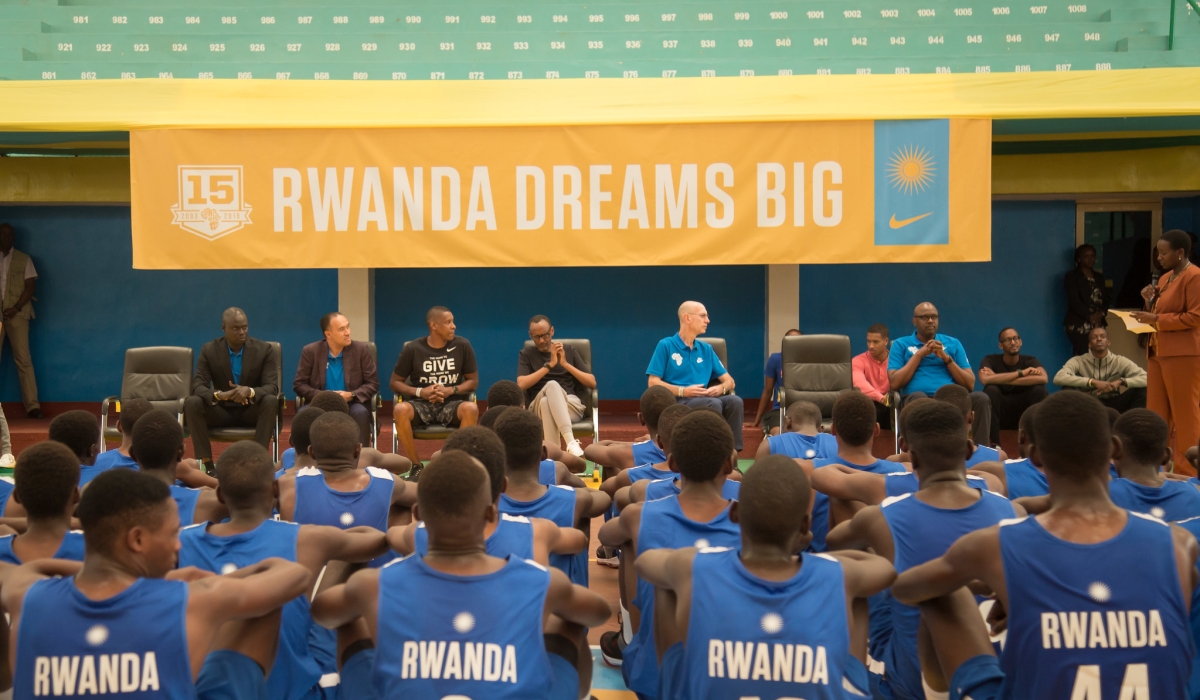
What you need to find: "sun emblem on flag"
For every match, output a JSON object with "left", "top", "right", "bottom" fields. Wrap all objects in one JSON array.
[{"left": 888, "top": 145, "right": 937, "bottom": 195}]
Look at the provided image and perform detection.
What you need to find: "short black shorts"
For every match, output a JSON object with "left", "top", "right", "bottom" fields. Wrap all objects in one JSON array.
[
  {"left": 409, "top": 398, "right": 464, "bottom": 427},
  {"left": 760, "top": 408, "right": 782, "bottom": 433}
]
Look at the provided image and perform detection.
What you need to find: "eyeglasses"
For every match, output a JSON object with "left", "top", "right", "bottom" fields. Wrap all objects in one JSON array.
[
  {"left": 1001, "top": 336, "right": 1022, "bottom": 343},
  {"left": 914, "top": 314, "right": 939, "bottom": 322},
  {"left": 530, "top": 332, "right": 552, "bottom": 341}
]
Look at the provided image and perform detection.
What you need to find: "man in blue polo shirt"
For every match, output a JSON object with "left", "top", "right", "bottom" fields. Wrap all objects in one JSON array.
[
  {"left": 888, "top": 301, "right": 993, "bottom": 446},
  {"left": 646, "top": 300, "right": 744, "bottom": 451}
]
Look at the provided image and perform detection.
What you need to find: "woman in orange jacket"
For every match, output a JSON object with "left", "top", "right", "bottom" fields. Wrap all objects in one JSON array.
[{"left": 1132, "top": 229, "right": 1200, "bottom": 476}]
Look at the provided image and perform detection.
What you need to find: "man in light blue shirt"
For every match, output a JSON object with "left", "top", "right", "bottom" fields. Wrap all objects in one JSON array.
[
  {"left": 888, "top": 301, "right": 993, "bottom": 446},
  {"left": 646, "top": 301, "right": 744, "bottom": 450}
]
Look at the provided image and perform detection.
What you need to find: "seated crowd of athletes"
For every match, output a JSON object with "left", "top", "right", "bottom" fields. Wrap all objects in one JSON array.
[{"left": 0, "top": 368, "right": 1197, "bottom": 700}]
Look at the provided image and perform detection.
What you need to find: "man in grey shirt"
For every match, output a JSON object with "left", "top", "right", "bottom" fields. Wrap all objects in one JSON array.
[
  {"left": 1054, "top": 326, "right": 1147, "bottom": 413},
  {"left": 516, "top": 315, "right": 596, "bottom": 458}
]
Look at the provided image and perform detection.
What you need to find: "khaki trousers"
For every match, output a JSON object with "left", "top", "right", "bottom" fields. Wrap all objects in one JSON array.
[
  {"left": 0, "top": 315, "right": 38, "bottom": 413},
  {"left": 529, "top": 381, "right": 585, "bottom": 444}
]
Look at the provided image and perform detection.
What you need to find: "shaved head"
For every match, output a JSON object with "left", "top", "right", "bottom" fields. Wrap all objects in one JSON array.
[
  {"left": 678, "top": 300, "right": 705, "bottom": 320},
  {"left": 914, "top": 302, "right": 937, "bottom": 316},
  {"left": 222, "top": 307, "right": 246, "bottom": 323}
]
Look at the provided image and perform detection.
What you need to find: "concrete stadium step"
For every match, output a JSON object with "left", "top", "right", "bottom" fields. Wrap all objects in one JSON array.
[{"left": 1117, "top": 34, "right": 1169, "bottom": 48}]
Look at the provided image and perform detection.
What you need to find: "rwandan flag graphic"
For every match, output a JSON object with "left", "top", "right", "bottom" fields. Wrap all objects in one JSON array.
[{"left": 874, "top": 119, "right": 950, "bottom": 246}]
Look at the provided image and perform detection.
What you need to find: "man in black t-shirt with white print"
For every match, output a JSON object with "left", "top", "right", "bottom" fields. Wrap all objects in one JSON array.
[
  {"left": 979, "top": 325, "right": 1049, "bottom": 444},
  {"left": 390, "top": 306, "right": 480, "bottom": 463}
]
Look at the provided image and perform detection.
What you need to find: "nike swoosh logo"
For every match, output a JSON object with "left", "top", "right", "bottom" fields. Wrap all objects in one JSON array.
[{"left": 889, "top": 212, "right": 933, "bottom": 229}]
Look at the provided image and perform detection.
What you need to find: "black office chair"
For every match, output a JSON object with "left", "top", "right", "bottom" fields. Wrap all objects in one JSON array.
[
  {"left": 392, "top": 340, "right": 479, "bottom": 449},
  {"left": 100, "top": 346, "right": 193, "bottom": 450},
  {"left": 294, "top": 341, "right": 381, "bottom": 448},
  {"left": 703, "top": 337, "right": 729, "bottom": 388},
  {"left": 780, "top": 334, "right": 853, "bottom": 432},
  {"left": 204, "top": 341, "right": 285, "bottom": 461},
  {"left": 522, "top": 338, "right": 599, "bottom": 440}
]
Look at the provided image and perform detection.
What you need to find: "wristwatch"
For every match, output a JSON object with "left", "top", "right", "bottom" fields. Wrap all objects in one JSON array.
[
  {"left": 677, "top": 387, "right": 684, "bottom": 397},
  {"left": 543, "top": 362, "right": 551, "bottom": 370}
]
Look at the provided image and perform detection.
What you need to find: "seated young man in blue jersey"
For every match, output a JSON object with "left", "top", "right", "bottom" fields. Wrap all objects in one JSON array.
[
  {"left": 180, "top": 440, "right": 389, "bottom": 700},
  {"left": 637, "top": 454, "right": 897, "bottom": 700},
  {"left": 0, "top": 441, "right": 83, "bottom": 565},
  {"left": 46, "top": 410, "right": 102, "bottom": 487},
  {"left": 754, "top": 400, "right": 837, "bottom": 461},
  {"left": 486, "top": 379, "right": 588, "bottom": 474},
  {"left": 933, "top": 385, "right": 1007, "bottom": 466},
  {"left": 602, "top": 405, "right": 697, "bottom": 500},
  {"left": 599, "top": 410, "right": 743, "bottom": 697},
  {"left": 1108, "top": 409, "right": 1200, "bottom": 521},
  {"left": 3, "top": 468, "right": 312, "bottom": 700},
  {"left": 825, "top": 400, "right": 1021, "bottom": 700},
  {"left": 387, "top": 425, "right": 587, "bottom": 564},
  {"left": 793, "top": 392, "right": 907, "bottom": 554},
  {"left": 91, "top": 397, "right": 154, "bottom": 472},
  {"left": 310, "top": 450, "right": 611, "bottom": 700},
  {"left": 616, "top": 407, "right": 743, "bottom": 511},
  {"left": 285, "top": 391, "right": 413, "bottom": 476},
  {"left": 494, "top": 410, "right": 610, "bottom": 583},
  {"left": 892, "top": 390, "right": 1199, "bottom": 700},
  {"left": 585, "top": 385, "right": 675, "bottom": 476},
  {"left": 129, "top": 410, "right": 228, "bottom": 527}
]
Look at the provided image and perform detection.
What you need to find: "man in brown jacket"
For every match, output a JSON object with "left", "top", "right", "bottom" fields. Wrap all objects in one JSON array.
[{"left": 294, "top": 312, "right": 379, "bottom": 444}]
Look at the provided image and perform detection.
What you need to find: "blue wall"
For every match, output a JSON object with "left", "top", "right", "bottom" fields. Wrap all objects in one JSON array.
[
  {"left": 799, "top": 200, "right": 1078, "bottom": 388},
  {"left": 374, "top": 266, "right": 766, "bottom": 401},
  {"left": 9, "top": 195, "right": 1188, "bottom": 403},
  {"left": 0, "top": 206, "right": 337, "bottom": 402}
]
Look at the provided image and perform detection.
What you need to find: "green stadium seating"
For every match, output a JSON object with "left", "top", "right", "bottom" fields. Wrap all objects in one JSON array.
[{"left": 0, "top": 0, "right": 1195, "bottom": 79}]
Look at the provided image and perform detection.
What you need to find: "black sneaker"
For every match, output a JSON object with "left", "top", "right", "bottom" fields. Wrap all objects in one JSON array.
[
  {"left": 599, "top": 630, "right": 625, "bottom": 667},
  {"left": 404, "top": 463, "right": 424, "bottom": 482},
  {"left": 595, "top": 545, "right": 619, "bottom": 569}
]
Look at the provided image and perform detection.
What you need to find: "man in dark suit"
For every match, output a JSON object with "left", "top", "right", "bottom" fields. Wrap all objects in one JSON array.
[
  {"left": 184, "top": 307, "right": 280, "bottom": 470},
  {"left": 294, "top": 311, "right": 379, "bottom": 444}
]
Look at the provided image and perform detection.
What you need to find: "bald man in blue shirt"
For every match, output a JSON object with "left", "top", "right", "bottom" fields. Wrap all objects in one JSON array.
[{"left": 646, "top": 301, "right": 744, "bottom": 451}]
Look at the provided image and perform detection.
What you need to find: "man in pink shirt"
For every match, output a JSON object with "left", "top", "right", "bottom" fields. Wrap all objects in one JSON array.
[{"left": 852, "top": 323, "right": 893, "bottom": 428}]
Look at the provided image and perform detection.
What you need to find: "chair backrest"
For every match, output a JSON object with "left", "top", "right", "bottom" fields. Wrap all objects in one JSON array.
[
  {"left": 266, "top": 341, "right": 282, "bottom": 394},
  {"left": 701, "top": 337, "right": 728, "bottom": 388},
  {"left": 121, "top": 346, "right": 193, "bottom": 414},
  {"left": 780, "top": 335, "right": 852, "bottom": 420},
  {"left": 522, "top": 338, "right": 594, "bottom": 410}
]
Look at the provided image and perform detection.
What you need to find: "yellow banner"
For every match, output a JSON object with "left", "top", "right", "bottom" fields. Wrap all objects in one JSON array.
[{"left": 130, "top": 120, "right": 990, "bottom": 269}]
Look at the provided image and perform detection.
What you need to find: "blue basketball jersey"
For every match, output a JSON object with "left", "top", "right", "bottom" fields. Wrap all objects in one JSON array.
[
  {"left": 644, "top": 477, "right": 740, "bottom": 502},
  {"left": 14, "top": 577, "right": 194, "bottom": 700},
  {"left": 78, "top": 465, "right": 108, "bottom": 487},
  {"left": 178, "top": 519, "right": 321, "bottom": 700},
  {"left": 414, "top": 514, "right": 535, "bottom": 561},
  {"left": 1003, "top": 458, "right": 1048, "bottom": 500},
  {"left": 293, "top": 466, "right": 394, "bottom": 568},
  {"left": 631, "top": 440, "right": 666, "bottom": 467},
  {"left": 538, "top": 459, "right": 556, "bottom": 486},
  {"left": 0, "top": 475, "right": 13, "bottom": 514},
  {"left": 93, "top": 450, "right": 138, "bottom": 471},
  {"left": 624, "top": 495, "right": 741, "bottom": 698},
  {"left": 809, "top": 457, "right": 907, "bottom": 552},
  {"left": 499, "top": 486, "right": 585, "bottom": 586},
  {"left": 881, "top": 489, "right": 1016, "bottom": 700},
  {"left": 1174, "top": 516, "right": 1200, "bottom": 700},
  {"left": 767, "top": 432, "right": 838, "bottom": 461},
  {"left": 626, "top": 463, "right": 675, "bottom": 484},
  {"left": 170, "top": 485, "right": 201, "bottom": 527},
  {"left": 965, "top": 444, "right": 1002, "bottom": 467},
  {"left": 0, "top": 531, "right": 85, "bottom": 566},
  {"left": 1000, "top": 512, "right": 1192, "bottom": 699},
  {"left": 373, "top": 555, "right": 554, "bottom": 699},
  {"left": 883, "top": 471, "right": 990, "bottom": 499},
  {"left": 1109, "top": 478, "right": 1200, "bottom": 523},
  {"left": 677, "top": 548, "right": 851, "bottom": 700}
]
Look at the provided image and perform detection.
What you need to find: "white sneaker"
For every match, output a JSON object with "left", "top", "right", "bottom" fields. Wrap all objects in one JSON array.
[
  {"left": 0, "top": 454, "right": 13, "bottom": 469},
  {"left": 565, "top": 439, "right": 585, "bottom": 458}
]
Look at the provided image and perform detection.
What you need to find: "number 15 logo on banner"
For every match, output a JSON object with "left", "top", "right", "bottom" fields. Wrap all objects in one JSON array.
[{"left": 170, "top": 165, "right": 254, "bottom": 241}]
